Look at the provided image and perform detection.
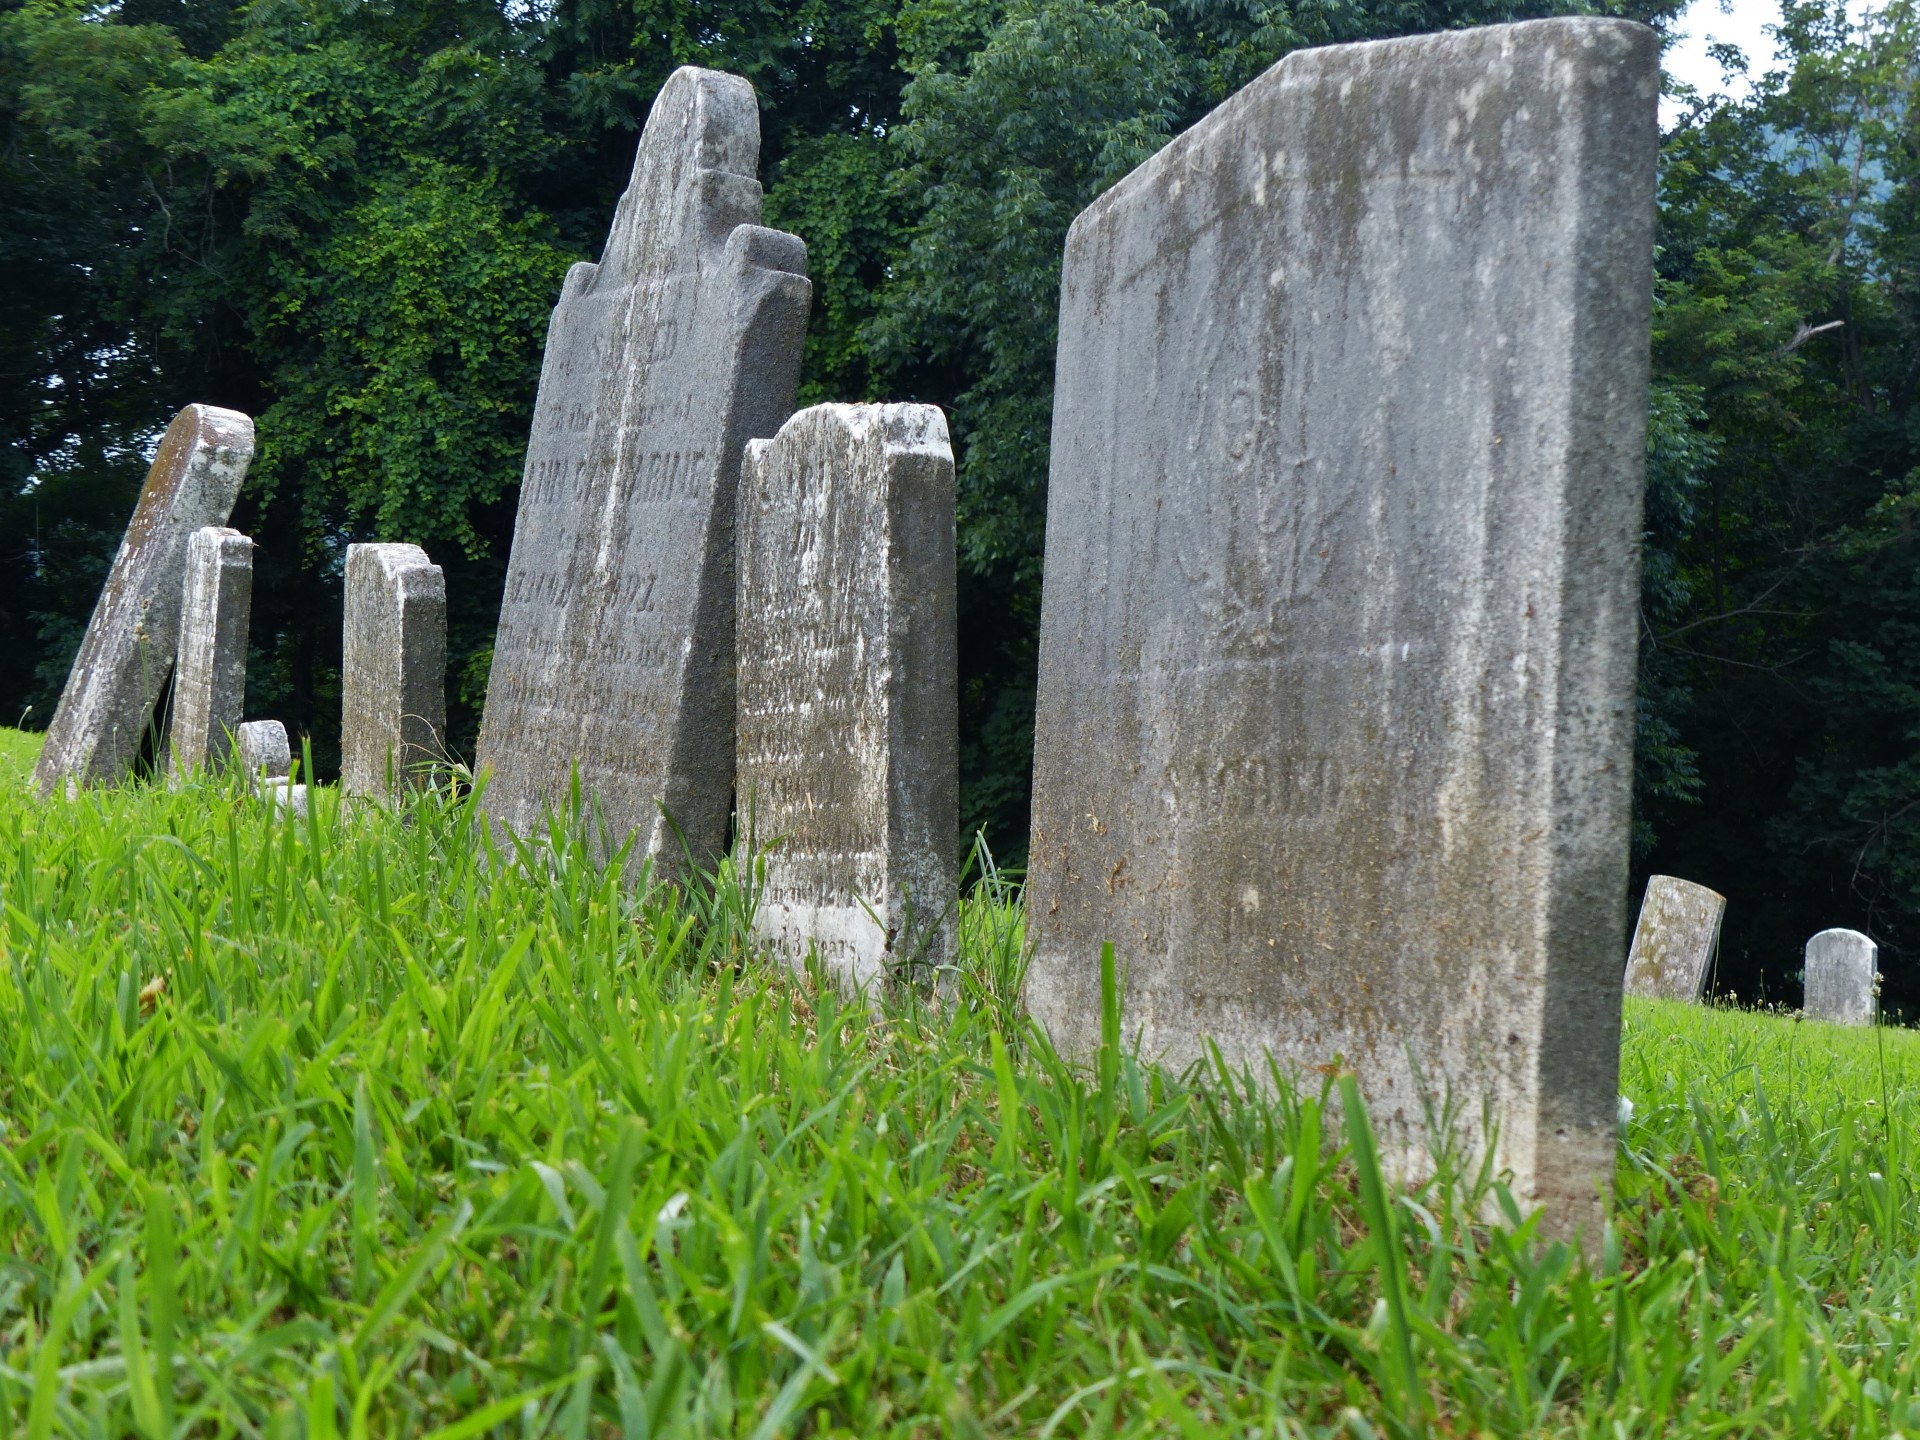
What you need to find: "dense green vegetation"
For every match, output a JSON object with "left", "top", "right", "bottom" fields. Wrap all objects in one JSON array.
[
  {"left": 7, "top": 0, "right": 1920, "bottom": 998},
  {"left": 3, "top": 725, "right": 1920, "bottom": 1435}
]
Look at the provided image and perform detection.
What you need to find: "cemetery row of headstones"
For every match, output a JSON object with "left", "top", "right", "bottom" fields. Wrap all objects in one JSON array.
[{"left": 27, "top": 21, "right": 1882, "bottom": 1239}]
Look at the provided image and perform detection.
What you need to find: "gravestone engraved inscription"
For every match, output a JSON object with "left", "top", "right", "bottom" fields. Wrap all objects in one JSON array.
[
  {"left": 342, "top": 543, "right": 446, "bottom": 798},
  {"left": 33, "top": 405, "right": 255, "bottom": 797},
  {"left": 1024, "top": 19, "right": 1659, "bottom": 1240},
  {"left": 1621, "top": 875, "right": 1726, "bottom": 1002},
  {"left": 477, "top": 66, "right": 810, "bottom": 877},
  {"left": 737, "top": 404, "right": 959, "bottom": 991},
  {"left": 1803, "top": 928, "right": 1877, "bottom": 1027},
  {"left": 170, "top": 527, "right": 255, "bottom": 777}
]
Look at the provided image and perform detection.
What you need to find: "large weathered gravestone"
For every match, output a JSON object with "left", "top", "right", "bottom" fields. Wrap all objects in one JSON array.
[
  {"left": 1024, "top": 19, "right": 1658, "bottom": 1238},
  {"left": 33, "top": 406, "right": 255, "bottom": 797},
  {"left": 477, "top": 67, "right": 810, "bottom": 877},
  {"left": 1804, "top": 928, "right": 1877, "bottom": 1026},
  {"left": 1621, "top": 876, "right": 1726, "bottom": 1002},
  {"left": 170, "top": 526, "right": 255, "bottom": 777},
  {"left": 736, "top": 404, "right": 959, "bottom": 991},
  {"left": 342, "top": 543, "right": 446, "bottom": 798}
]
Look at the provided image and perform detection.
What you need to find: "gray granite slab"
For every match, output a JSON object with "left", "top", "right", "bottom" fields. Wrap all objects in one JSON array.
[
  {"left": 1622, "top": 875, "right": 1726, "bottom": 1001},
  {"left": 170, "top": 526, "right": 254, "bottom": 777},
  {"left": 1804, "top": 927, "right": 1877, "bottom": 1026},
  {"left": 342, "top": 543, "right": 446, "bottom": 798},
  {"left": 477, "top": 66, "right": 810, "bottom": 879},
  {"left": 33, "top": 405, "right": 254, "bottom": 796},
  {"left": 737, "top": 403, "right": 959, "bottom": 992},
  {"left": 1024, "top": 18, "right": 1659, "bottom": 1240}
]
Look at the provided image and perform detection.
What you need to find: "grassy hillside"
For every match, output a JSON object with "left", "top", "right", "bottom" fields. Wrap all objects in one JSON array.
[{"left": 1, "top": 726, "right": 1917, "bottom": 1436}]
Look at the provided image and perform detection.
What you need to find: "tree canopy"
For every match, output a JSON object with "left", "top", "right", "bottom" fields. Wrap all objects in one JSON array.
[{"left": 15, "top": 0, "right": 1920, "bottom": 1003}]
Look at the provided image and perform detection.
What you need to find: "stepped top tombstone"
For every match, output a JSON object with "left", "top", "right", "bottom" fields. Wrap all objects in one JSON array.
[
  {"left": 170, "top": 526, "right": 255, "bottom": 778},
  {"left": 1024, "top": 18, "right": 1659, "bottom": 1241},
  {"left": 34, "top": 405, "right": 255, "bottom": 797},
  {"left": 477, "top": 66, "right": 811, "bottom": 877},
  {"left": 1622, "top": 875, "right": 1726, "bottom": 1002},
  {"left": 736, "top": 403, "right": 959, "bottom": 992},
  {"left": 1804, "top": 927, "right": 1876, "bottom": 1026}
]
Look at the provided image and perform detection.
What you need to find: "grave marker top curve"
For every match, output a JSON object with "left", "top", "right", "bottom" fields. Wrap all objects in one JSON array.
[
  {"left": 1024, "top": 18, "right": 1659, "bottom": 1242},
  {"left": 476, "top": 66, "right": 810, "bottom": 877},
  {"left": 34, "top": 405, "right": 254, "bottom": 797}
]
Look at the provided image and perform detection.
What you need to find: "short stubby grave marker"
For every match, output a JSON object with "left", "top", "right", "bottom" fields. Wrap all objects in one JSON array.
[
  {"left": 342, "top": 543, "right": 446, "bottom": 798},
  {"left": 235, "top": 720, "right": 291, "bottom": 786},
  {"left": 477, "top": 66, "right": 811, "bottom": 878},
  {"left": 170, "top": 526, "right": 255, "bottom": 778},
  {"left": 1622, "top": 875, "right": 1726, "bottom": 1002},
  {"left": 1804, "top": 928, "right": 1877, "bottom": 1026},
  {"left": 736, "top": 403, "right": 959, "bottom": 991},
  {"left": 1024, "top": 18, "right": 1659, "bottom": 1239},
  {"left": 34, "top": 405, "right": 254, "bottom": 796}
]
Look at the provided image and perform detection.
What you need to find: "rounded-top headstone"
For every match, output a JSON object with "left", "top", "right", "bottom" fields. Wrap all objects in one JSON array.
[
  {"left": 1622, "top": 875, "right": 1726, "bottom": 1002},
  {"left": 1804, "top": 927, "right": 1877, "bottom": 1026}
]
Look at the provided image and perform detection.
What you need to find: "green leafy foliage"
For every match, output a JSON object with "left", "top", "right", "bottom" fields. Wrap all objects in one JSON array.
[{"left": 5, "top": 726, "right": 1920, "bottom": 1432}]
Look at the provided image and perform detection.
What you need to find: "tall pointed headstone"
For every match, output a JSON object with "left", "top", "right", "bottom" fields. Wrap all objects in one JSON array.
[
  {"left": 736, "top": 404, "right": 959, "bottom": 992},
  {"left": 1024, "top": 19, "right": 1659, "bottom": 1240},
  {"left": 477, "top": 67, "right": 810, "bottom": 877},
  {"left": 34, "top": 405, "right": 255, "bottom": 797},
  {"left": 170, "top": 526, "right": 255, "bottom": 777},
  {"left": 342, "top": 543, "right": 447, "bottom": 798}
]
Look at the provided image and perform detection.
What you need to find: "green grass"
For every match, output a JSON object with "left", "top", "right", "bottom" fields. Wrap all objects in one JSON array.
[{"left": 3, "top": 724, "right": 1920, "bottom": 1436}]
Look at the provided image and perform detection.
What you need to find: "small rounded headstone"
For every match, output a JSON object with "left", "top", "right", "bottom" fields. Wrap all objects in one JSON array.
[{"left": 1804, "top": 928, "right": 1877, "bottom": 1026}]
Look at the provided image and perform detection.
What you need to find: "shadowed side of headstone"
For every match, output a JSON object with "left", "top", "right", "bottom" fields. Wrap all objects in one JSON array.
[
  {"left": 342, "top": 543, "right": 446, "bottom": 799},
  {"left": 33, "top": 405, "right": 255, "bottom": 796},
  {"left": 1622, "top": 875, "right": 1726, "bottom": 1001},
  {"left": 171, "top": 526, "right": 255, "bottom": 778},
  {"left": 1025, "top": 18, "right": 1659, "bottom": 1242},
  {"left": 1804, "top": 928, "right": 1877, "bottom": 1026},
  {"left": 477, "top": 66, "right": 811, "bottom": 880},
  {"left": 737, "top": 403, "right": 959, "bottom": 993}
]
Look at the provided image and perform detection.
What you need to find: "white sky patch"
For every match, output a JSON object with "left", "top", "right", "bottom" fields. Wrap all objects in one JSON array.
[{"left": 1662, "top": 0, "right": 1784, "bottom": 122}]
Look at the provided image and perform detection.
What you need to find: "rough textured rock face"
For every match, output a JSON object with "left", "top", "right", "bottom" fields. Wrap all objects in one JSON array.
[
  {"left": 170, "top": 527, "right": 255, "bottom": 777},
  {"left": 342, "top": 543, "right": 447, "bottom": 798},
  {"left": 1622, "top": 876, "right": 1726, "bottom": 1002},
  {"left": 476, "top": 66, "right": 811, "bottom": 878},
  {"left": 1025, "top": 18, "right": 1659, "bottom": 1240},
  {"left": 1803, "top": 928, "right": 1877, "bottom": 1027},
  {"left": 34, "top": 405, "right": 254, "bottom": 797},
  {"left": 736, "top": 404, "right": 959, "bottom": 992}
]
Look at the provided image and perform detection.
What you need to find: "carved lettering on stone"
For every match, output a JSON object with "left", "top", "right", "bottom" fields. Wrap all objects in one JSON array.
[
  {"left": 737, "top": 404, "right": 959, "bottom": 991},
  {"left": 171, "top": 527, "right": 254, "bottom": 777},
  {"left": 477, "top": 66, "right": 810, "bottom": 878},
  {"left": 1024, "top": 19, "right": 1659, "bottom": 1241},
  {"left": 1622, "top": 875, "right": 1726, "bottom": 1002},
  {"left": 1803, "top": 927, "right": 1877, "bottom": 1027},
  {"left": 342, "top": 543, "right": 446, "bottom": 798},
  {"left": 33, "top": 405, "right": 254, "bottom": 796}
]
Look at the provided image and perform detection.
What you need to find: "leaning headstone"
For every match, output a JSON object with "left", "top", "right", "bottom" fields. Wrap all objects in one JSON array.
[
  {"left": 1024, "top": 19, "right": 1658, "bottom": 1240},
  {"left": 477, "top": 66, "right": 810, "bottom": 879},
  {"left": 1804, "top": 928, "right": 1877, "bottom": 1026},
  {"left": 170, "top": 526, "right": 255, "bottom": 777},
  {"left": 33, "top": 405, "right": 255, "bottom": 796},
  {"left": 342, "top": 543, "right": 446, "bottom": 798},
  {"left": 736, "top": 404, "right": 959, "bottom": 991},
  {"left": 1622, "top": 876, "right": 1726, "bottom": 1002},
  {"left": 235, "top": 720, "right": 292, "bottom": 787}
]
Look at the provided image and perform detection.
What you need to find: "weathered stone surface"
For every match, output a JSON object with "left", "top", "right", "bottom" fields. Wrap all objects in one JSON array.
[
  {"left": 342, "top": 543, "right": 446, "bottom": 797},
  {"left": 477, "top": 66, "right": 811, "bottom": 877},
  {"left": 1804, "top": 927, "right": 1877, "bottom": 1026},
  {"left": 235, "top": 720, "right": 292, "bottom": 785},
  {"left": 1024, "top": 18, "right": 1658, "bottom": 1239},
  {"left": 170, "top": 527, "right": 255, "bottom": 777},
  {"left": 1622, "top": 876, "right": 1726, "bottom": 1002},
  {"left": 736, "top": 403, "right": 959, "bottom": 991},
  {"left": 33, "top": 405, "right": 254, "bottom": 796}
]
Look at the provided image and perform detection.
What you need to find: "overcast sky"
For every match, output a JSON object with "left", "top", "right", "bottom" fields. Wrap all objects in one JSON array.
[{"left": 1662, "top": 0, "right": 1783, "bottom": 119}]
